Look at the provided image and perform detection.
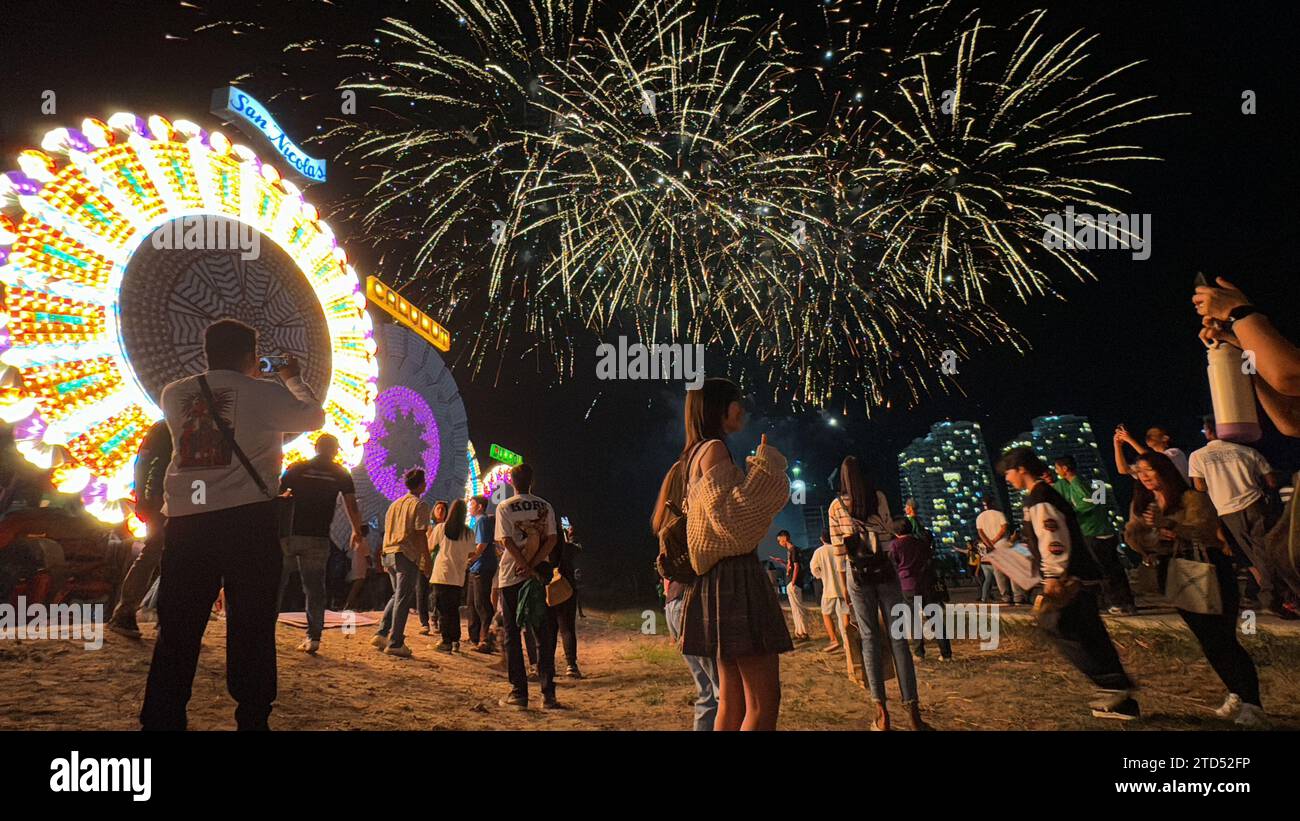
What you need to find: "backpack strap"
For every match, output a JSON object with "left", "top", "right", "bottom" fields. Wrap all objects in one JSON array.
[
  {"left": 196, "top": 374, "right": 274, "bottom": 500},
  {"left": 682, "top": 438, "right": 723, "bottom": 508}
]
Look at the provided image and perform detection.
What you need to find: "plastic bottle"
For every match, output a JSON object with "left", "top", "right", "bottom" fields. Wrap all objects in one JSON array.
[{"left": 1206, "top": 341, "right": 1261, "bottom": 442}]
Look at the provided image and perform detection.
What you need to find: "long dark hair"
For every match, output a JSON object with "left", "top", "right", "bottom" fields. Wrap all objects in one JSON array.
[
  {"left": 444, "top": 498, "right": 468, "bottom": 541},
  {"left": 1131, "top": 451, "right": 1189, "bottom": 515},
  {"left": 682, "top": 377, "right": 742, "bottom": 459},
  {"left": 653, "top": 377, "right": 742, "bottom": 530},
  {"left": 840, "top": 456, "right": 881, "bottom": 520}
]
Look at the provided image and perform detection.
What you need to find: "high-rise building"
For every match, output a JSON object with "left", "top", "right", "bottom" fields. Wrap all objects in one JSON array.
[
  {"left": 999, "top": 415, "right": 1125, "bottom": 536},
  {"left": 898, "top": 421, "right": 1001, "bottom": 555}
]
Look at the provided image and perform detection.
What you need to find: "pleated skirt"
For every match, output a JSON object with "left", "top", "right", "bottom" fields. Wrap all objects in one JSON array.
[{"left": 680, "top": 552, "right": 794, "bottom": 660}]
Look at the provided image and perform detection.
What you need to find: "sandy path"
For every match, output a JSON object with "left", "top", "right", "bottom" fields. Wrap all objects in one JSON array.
[{"left": 1, "top": 605, "right": 1296, "bottom": 730}]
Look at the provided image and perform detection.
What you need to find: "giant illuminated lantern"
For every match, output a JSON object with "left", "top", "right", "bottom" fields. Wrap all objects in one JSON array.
[
  {"left": 465, "top": 440, "right": 482, "bottom": 499},
  {"left": 483, "top": 463, "right": 514, "bottom": 505},
  {"left": 0, "top": 114, "right": 379, "bottom": 523},
  {"left": 329, "top": 323, "right": 467, "bottom": 544}
]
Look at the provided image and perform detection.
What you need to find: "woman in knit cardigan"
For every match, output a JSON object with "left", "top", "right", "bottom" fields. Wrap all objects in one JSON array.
[{"left": 656, "top": 377, "right": 793, "bottom": 730}]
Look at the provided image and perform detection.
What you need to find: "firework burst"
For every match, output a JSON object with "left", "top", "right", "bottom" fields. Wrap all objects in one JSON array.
[{"left": 201, "top": 0, "right": 1179, "bottom": 409}]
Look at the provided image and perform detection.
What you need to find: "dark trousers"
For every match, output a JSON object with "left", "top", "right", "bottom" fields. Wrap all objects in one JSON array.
[
  {"left": 550, "top": 591, "right": 578, "bottom": 669},
  {"left": 1037, "top": 586, "right": 1134, "bottom": 692},
  {"left": 1221, "top": 501, "right": 1279, "bottom": 610},
  {"left": 377, "top": 552, "right": 419, "bottom": 647},
  {"left": 417, "top": 575, "right": 433, "bottom": 628},
  {"left": 1087, "top": 535, "right": 1135, "bottom": 610},
  {"left": 525, "top": 622, "right": 539, "bottom": 666},
  {"left": 466, "top": 571, "right": 493, "bottom": 645},
  {"left": 500, "top": 570, "right": 556, "bottom": 703},
  {"left": 140, "top": 501, "right": 281, "bottom": 731},
  {"left": 1158, "top": 549, "right": 1261, "bottom": 706},
  {"left": 111, "top": 518, "right": 166, "bottom": 625},
  {"left": 433, "top": 583, "right": 462, "bottom": 644},
  {"left": 911, "top": 588, "right": 952, "bottom": 659}
]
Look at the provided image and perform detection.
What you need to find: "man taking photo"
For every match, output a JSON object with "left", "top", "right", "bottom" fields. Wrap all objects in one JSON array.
[{"left": 141, "top": 319, "right": 325, "bottom": 730}]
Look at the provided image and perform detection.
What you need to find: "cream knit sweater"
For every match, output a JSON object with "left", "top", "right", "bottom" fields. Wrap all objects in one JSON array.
[{"left": 686, "top": 442, "right": 790, "bottom": 575}]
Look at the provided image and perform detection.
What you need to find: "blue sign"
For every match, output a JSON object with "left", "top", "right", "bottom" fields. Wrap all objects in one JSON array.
[{"left": 209, "top": 87, "right": 326, "bottom": 182}]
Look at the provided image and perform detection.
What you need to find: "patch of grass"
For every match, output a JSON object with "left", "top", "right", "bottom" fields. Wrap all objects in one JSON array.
[
  {"left": 618, "top": 643, "right": 680, "bottom": 666},
  {"left": 635, "top": 685, "right": 666, "bottom": 706},
  {"left": 604, "top": 608, "right": 659, "bottom": 634}
]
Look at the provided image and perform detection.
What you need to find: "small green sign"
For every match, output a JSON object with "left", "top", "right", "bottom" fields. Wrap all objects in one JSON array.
[{"left": 489, "top": 443, "right": 522, "bottom": 466}]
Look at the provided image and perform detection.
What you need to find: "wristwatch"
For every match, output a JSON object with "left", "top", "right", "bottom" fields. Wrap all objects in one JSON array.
[{"left": 1227, "top": 304, "right": 1262, "bottom": 323}]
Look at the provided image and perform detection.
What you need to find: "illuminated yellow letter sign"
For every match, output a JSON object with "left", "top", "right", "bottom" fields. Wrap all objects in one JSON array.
[{"left": 366, "top": 276, "right": 450, "bottom": 351}]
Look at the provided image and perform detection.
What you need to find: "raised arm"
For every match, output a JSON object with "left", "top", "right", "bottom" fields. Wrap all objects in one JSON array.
[
  {"left": 692, "top": 437, "right": 790, "bottom": 538},
  {"left": 1196, "top": 277, "right": 1300, "bottom": 396},
  {"left": 261, "top": 377, "right": 326, "bottom": 435},
  {"left": 1112, "top": 428, "right": 1133, "bottom": 476}
]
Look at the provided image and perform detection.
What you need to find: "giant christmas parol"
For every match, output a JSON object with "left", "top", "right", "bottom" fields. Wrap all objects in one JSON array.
[{"left": 0, "top": 113, "right": 379, "bottom": 525}]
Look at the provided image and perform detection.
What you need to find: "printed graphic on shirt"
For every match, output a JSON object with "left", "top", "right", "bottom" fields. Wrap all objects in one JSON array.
[
  {"left": 175, "top": 385, "right": 235, "bottom": 469},
  {"left": 1026, "top": 499, "right": 1072, "bottom": 578},
  {"left": 510, "top": 507, "right": 550, "bottom": 564},
  {"left": 496, "top": 497, "right": 556, "bottom": 571}
]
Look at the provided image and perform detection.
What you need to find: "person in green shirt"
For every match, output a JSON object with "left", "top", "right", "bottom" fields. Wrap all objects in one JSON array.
[{"left": 1053, "top": 456, "right": 1137, "bottom": 615}]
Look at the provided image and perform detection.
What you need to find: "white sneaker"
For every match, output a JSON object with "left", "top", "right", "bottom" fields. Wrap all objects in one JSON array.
[
  {"left": 1234, "top": 703, "right": 1271, "bottom": 730},
  {"left": 297, "top": 638, "right": 320, "bottom": 655},
  {"left": 1214, "top": 692, "right": 1242, "bottom": 719}
]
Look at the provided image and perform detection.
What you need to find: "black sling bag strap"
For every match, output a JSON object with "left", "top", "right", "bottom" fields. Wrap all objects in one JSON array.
[{"left": 196, "top": 374, "right": 294, "bottom": 535}]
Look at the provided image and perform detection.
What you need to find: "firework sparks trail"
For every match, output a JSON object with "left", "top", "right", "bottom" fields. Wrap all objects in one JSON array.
[{"left": 197, "top": 0, "right": 1181, "bottom": 409}]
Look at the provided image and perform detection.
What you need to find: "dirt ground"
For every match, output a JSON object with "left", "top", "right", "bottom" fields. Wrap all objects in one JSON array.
[{"left": 1, "top": 602, "right": 1297, "bottom": 731}]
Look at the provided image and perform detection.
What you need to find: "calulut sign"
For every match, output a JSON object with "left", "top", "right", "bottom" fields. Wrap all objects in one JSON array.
[
  {"left": 209, "top": 86, "right": 326, "bottom": 182},
  {"left": 489, "top": 443, "right": 522, "bottom": 466}
]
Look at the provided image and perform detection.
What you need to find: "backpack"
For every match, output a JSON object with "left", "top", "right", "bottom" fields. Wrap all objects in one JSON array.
[
  {"left": 655, "top": 441, "right": 710, "bottom": 584},
  {"left": 840, "top": 496, "right": 896, "bottom": 586}
]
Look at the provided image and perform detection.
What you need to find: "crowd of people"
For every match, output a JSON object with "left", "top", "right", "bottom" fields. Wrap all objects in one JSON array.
[
  {"left": 649, "top": 277, "right": 1300, "bottom": 731},
  {"left": 97, "top": 274, "right": 1300, "bottom": 731},
  {"left": 103, "top": 319, "right": 585, "bottom": 729}
]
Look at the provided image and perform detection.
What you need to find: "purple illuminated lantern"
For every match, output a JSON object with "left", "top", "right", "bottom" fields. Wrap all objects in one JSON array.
[{"left": 363, "top": 385, "right": 442, "bottom": 502}]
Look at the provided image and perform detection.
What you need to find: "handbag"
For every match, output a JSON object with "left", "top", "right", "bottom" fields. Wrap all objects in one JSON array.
[
  {"left": 654, "top": 441, "right": 709, "bottom": 584},
  {"left": 843, "top": 617, "right": 866, "bottom": 687},
  {"left": 196, "top": 374, "right": 295, "bottom": 538},
  {"left": 1164, "top": 541, "right": 1222, "bottom": 615},
  {"left": 655, "top": 495, "right": 695, "bottom": 584},
  {"left": 546, "top": 567, "right": 574, "bottom": 607}
]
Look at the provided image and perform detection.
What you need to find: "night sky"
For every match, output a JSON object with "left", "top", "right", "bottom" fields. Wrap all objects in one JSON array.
[{"left": 3, "top": 0, "right": 1297, "bottom": 593}]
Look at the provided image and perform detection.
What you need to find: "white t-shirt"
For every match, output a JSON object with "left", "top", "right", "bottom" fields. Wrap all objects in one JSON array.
[
  {"left": 494, "top": 492, "right": 557, "bottom": 588},
  {"left": 809, "top": 543, "right": 847, "bottom": 603},
  {"left": 1188, "top": 439, "right": 1272, "bottom": 515},
  {"left": 161, "top": 370, "right": 324, "bottom": 517},
  {"left": 975, "top": 509, "right": 1011, "bottom": 551},
  {"left": 429, "top": 522, "right": 479, "bottom": 586}
]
